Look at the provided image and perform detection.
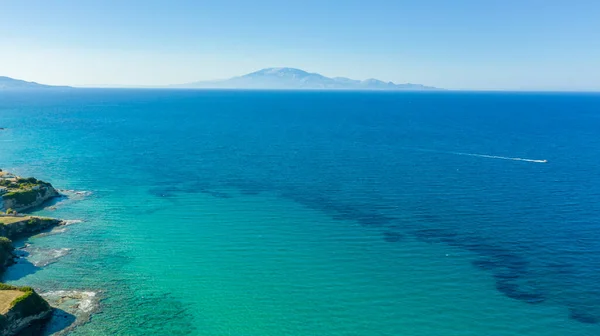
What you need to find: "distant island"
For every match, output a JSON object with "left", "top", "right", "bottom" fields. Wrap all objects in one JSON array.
[
  {"left": 172, "top": 67, "right": 439, "bottom": 90},
  {"left": 0, "top": 76, "right": 70, "bottom": 90},
  {"left": 0, "top": 68, "right": 439, "bottom": 91}
]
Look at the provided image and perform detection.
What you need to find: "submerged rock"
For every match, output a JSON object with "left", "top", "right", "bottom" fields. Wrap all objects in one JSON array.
[
  {"left": 16, "top": 246, "right": 72, "bottom": 267},
  {"left": 494, "top": 279, "right": 546, "bottom": 304},
  {"left": 40, "top": 290, "right": 100, "bottom": 335},
  {"left": 569, "top": 308, "right": 600, "bottom": 324},
  {"left": 382, "top": 231, "right": 403, "bottom": 243}
]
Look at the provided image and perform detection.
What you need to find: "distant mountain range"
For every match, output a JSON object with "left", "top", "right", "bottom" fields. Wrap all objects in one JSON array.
[
  {"left": 173, "top": 68, "right": 439, "bottom": 90},
  {"left": 0, "top": 76, "right": 70, "bottom": 89},
  {"left": 0, "top": 68, "right": 439, "bottom": 90}
]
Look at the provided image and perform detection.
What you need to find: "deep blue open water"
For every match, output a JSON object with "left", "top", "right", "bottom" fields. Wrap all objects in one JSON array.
[{"left": 1, "top": 89, "right": 600, "bottom": 335}]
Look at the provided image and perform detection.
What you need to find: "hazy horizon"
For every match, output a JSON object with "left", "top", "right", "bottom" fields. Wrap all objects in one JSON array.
[
  {"left": 2, "top": 1, "right": 600, "bottom": 91},
  {"left": 3, "top": 67, "right": 600, "bottom": 92}
]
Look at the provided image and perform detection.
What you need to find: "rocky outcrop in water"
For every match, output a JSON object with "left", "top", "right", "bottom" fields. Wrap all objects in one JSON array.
[
  {"left": 0, "top": 216, "right": 62, "bottom": 335},
  {"left": 0, "top": 217, "right": 64, "bottom": 240},
  {"left": 0, "top": 172, "right": 76, "bottom": 335},
  {"left": 0, "top": 217, "right": 64, "bottom": 275},
  {"left": 0, "top": 174, "right": 63, "bottom": 335},
  {"left": 0, "top": 183, "right": 59, "bottom": 213}
]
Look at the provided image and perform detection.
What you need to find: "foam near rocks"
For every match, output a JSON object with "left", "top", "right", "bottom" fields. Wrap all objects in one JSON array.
[
  {"left": 40, "top": 290, "right": 101, "bottom": 335},
  {"left": 58, "top": 190, "right": 93, "bottom": 198},
  {"left": 42, "top": 290, "right": 99, "bottom": 313},
  {"left": 34, "top": 219, "right": 83, "bottom": 237},
  {"left": 16, "top": 246, "right": 72, "bottom": 267},
  {"left": 46, "top": 190, "right": 93, "bottom": 211},
  {"left": 62, "top": 219, "right": 83, "bottom": 225}
]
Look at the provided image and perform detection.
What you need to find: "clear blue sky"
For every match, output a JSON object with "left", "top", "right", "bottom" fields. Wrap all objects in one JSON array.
[{"left": 1, "top": 0, "right": 599, "bottom": 90}]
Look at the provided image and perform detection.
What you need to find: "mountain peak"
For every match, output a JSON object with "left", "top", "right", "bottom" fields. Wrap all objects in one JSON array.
[
  {"left": 257, "top": 67, "right": 307, "bottom": 73},
  {"left": 177, "top": 68, "right": 439, "bottom": 90},
  {"left": 246, "top": 67, "right": 313, "bottom": 77}
]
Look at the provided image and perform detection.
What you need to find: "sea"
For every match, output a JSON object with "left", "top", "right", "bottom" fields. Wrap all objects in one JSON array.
[{"left": 1, "top": 89, "right": 599, "bottom": 335}]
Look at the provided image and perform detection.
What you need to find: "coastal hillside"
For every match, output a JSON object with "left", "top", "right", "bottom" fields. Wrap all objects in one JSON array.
[
  {"left": 173, "top": 67, "right": 439, "bottom": 90},
  {"left": 0, "top": 171, "right": 65, "bottom": 335},
  {"left": 0, "top": 217, "right": 64, "bottom": 246},
  {"left": 0, "top": 284, "right": 52, "bottom": 336},
  {"left": 0, "top": 76, "right": 69, "bottom": 90},
  {"left": 0, "top": 172, "right": 59, "bottom": 212}
]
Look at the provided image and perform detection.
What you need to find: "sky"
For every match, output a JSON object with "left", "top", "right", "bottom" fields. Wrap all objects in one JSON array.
[{"left": 1, "top": 0, "right": 599, "bottom": 90}]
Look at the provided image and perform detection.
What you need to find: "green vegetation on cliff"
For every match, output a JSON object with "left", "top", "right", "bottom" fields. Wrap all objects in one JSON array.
[
  {"left": 0, "top": 172, "right": 57, "bottom": 335},
  {"left": 0, "top": 177, "right": 50, "bottom": 189},
  {"left": 0, "top": 238, "right": 12, "bottom": 256},
  {"left": 1, "top": 177, "right": 52, "bottom": 205},
  {"left": 0, "top": 284, "right": 51, "bottom": 333},
  {"left": 6, "top": 286, "right": 50, "bottom": 317},
  {"left": 0, "top": 216, "right": 62, "bottom": 240},
  {"left": 1, "top": 190, "right": 38, "bottom": 206},
  {"left": 1, "top": 174, "right": 58, "bottom": 213},
  {"left": 0, "top": 238, "right": 13, "bottom": 271},
  {"left": 0, "top": 233, "right": 54, "bottom": 335},
  {"left": 27, "top": 218, "right": 55, "bottom": 227}
]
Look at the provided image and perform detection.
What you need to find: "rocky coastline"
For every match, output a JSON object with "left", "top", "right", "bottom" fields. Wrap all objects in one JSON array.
[
  {"left": 0, "top": 217, "right": 66, "bottom": 272},
  {"left": 0, "top": 173, "right": 59, "bottom": 213},
  {"left": 0, "top": 171, "right": 65, "bottom": 335},
  {"left": 0, "top": 284, "right": 52, "bottom": 336}
]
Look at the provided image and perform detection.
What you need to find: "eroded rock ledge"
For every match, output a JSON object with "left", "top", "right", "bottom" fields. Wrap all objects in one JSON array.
[
  {"left": 0, "top": 170, "right": 64, "bottom": 335},
  {"left": 0, "top": 284, "right": 52, "bottom": 336},
  {"left": 0, "top": 173, "right": 60, "bottom": 213},
  {"left": 0, "top": 216, "right": 64, "bottom": 335},
  {"left": 0, "top": 217, "right": 65, "bottom": 272}
]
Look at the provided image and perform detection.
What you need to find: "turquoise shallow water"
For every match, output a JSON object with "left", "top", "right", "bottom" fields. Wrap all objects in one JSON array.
[{"left": 1, "top": 90, "right": 600, "bottom": 335}]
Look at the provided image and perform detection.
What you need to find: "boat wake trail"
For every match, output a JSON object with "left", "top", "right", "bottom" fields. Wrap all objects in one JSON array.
[
  {"left": 404, "top": 147, "right": 548, "bottom": 163},
  {"left": 451, "top": 152, "right": 547, "bottom": 163}
]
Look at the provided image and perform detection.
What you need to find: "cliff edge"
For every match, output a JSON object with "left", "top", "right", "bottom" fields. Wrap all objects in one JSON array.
[
  {"left": 0, "top": 173, "right": 59, "bottom": 213},
  {"left": 0, "top": 285, "right": 52, "bottom": 336},
  {"left": 0, "top": 171, "right": 63, "bottom": 335},
  {"left": 0, "top": 216, "right": 64, "bottom": 273}
]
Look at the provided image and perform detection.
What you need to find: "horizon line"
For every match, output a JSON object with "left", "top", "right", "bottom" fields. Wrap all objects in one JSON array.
[{"left": 4, "top": 86, "right": 600, "bottom": 93}]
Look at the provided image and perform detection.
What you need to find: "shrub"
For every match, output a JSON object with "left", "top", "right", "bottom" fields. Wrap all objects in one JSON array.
[
  {"left": 2, "top": 189, "right": 39, "bottom": 205},
  {"left": 10, "top": 288, "right": 50, "bottom": 316},
  {"left": 40, "top": 218, "right": 55, "bottom": 226},
  {"left": 0, "top": 283, "right": 18, "bottom": 291},
  {"left": 0, "top": 238, "right": 14, "bottom": 269},
  {"left": 0, "top": 237, "right": 12, "bottom": 249},
  {"left": 18, "top": 177, "right": 38, "bottom": 184}
]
